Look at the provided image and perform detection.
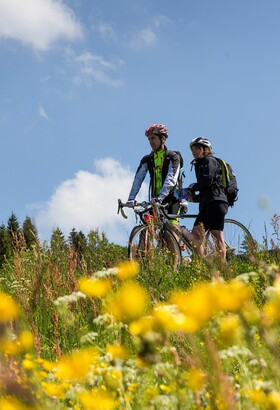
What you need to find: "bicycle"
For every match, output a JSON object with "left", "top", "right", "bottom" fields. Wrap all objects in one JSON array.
[{"left": 117, "top": 199, "right": 255, "bottom": 269}]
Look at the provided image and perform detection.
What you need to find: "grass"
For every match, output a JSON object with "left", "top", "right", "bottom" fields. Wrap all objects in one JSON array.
[{"left": 0, "top": 230, "right": 280, "bottom": 409}]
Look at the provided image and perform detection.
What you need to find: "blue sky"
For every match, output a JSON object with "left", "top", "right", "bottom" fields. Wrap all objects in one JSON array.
[{"left": 0, "top": 0, "right": 279, "bottom": 247}]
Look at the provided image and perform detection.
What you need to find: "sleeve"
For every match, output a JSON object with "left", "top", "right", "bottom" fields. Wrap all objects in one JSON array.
[
  {"left": 158, "top": 152, "right": 180, "bottom": 201},
  {"left": 127, "top": 158, "right": 149, "bottom": 201},
  {"left": 191, "top": 157, "right": 219, "bottom": 192}
]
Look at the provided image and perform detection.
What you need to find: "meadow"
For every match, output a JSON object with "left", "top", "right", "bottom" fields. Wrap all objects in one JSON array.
[{"left": 0, "top": 217, "right": 280, "bottom": 410}]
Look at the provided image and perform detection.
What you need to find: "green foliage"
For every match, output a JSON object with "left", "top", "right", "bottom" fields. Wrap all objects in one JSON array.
[{"left": 0, "top": 214, "right": 280, "bottom": 409}]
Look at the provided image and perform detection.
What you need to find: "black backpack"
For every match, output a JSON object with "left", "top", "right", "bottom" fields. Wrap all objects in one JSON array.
[{"left": 214, "top": 157, "right": 238, "bottom": 207}]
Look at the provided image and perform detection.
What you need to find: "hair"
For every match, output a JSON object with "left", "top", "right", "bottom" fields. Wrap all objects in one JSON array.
[
  {"left": 193, "top": 144, "right": 211, "bottom": 156},
  {"left": 203, "top": 146, "right": 211, "bottom": 156}
]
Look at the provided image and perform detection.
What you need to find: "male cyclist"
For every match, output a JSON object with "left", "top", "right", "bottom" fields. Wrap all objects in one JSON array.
[
  {"left": 126, "top": 124, "right": 181, "bottom": 218},
  {"left": 183, "top": 137, "right": 228, "bottom": 259}
]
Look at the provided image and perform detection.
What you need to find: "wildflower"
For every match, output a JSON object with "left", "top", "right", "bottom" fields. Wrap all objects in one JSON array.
[
  {"left": 186, "top": 368, "right": 206, "bottom": 391},
  {"left": 106, "top": 344, "right": 129, "bottom": 360},
  {"left": 211, "top": 280, "right": 251, "bottom": 312},
  {"left": 22, "top": 356, "right": 35, "bottom": 370},
  {"left": 42, "top": 381, "right": 69, "bottom": 399},
  {"left": 78, "top": 390, "right": 116, "bottom": 410},
  {"left": 170, "top": 287, "right": 214, "bottom": 326},
  {"left": 18, "top": 330, "right": 34, "bottom": 351},
  {"left": 0, "top": 398, "right": 35, "bottom": 410},
  {"left": 129, "top": 316, "right": 154, "bottom": 336},
  {"left": 0, "top": 292, "right": 19, "bottom": 322},
  {"left": 267, "top": 391, "right": 280, "bottom": 409},
  {"left": 40, "top": 359, "right": 56, "bottom": 372},
  {"left": 159, "top": 383, "right": 174, "bottom": 393},
  {"left": 105, "top": 281, "right": 149, "bottom": 322},
  {"left": 152, "top": 304, "right": 199, "bottom": 333},
  {"left": 116, "top": 260, "right": 139, "bottom": 280},
  {"left": 127, "top": 382, "right": 138, "bottom": 392},
  {"left": 55, "top": 347, "right": 99, "bottom": 381},
  {"left": 0, "top": 339, "right": 20, "bottom": 355},
  {"left": 218, "top": 314, "right": 243, "bottom": 346},
  {"left": 79, "top": 277, "right": 111, "bottom": 298},
  {"left": 263, "top": 278, "right": 280, "bottom": 324},
  {"left": 247, "top": 388, "right": 266, "bottom": 406}
]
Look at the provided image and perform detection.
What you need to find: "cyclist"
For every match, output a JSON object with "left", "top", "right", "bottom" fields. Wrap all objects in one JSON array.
[
  {"left": 126, "top": 123, "right": 181, "bottom": 220},
  {"left": 183, "top": 137, "right": 228, "bottom": 259}
]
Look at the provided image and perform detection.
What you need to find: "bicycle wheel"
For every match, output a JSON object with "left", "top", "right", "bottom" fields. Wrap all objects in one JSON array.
[
  {"left": 205, "top": 219, "right": 255, "bottom": 259},
  {"left": 128, "top": 225, "right": 182, "bottom": 269},
  {"left": 224, "top": 219, "right": 255, "bottom": 257}
]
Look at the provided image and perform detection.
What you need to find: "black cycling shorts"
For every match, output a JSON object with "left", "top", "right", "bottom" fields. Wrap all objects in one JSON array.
[{"left": 194, "top": 201, "right": 228, "bottom": 232}]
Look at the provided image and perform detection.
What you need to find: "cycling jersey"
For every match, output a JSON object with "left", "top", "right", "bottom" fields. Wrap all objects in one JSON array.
[
  {"left": 128, "top": 147, "right": 180, "bottom": 203},
  {"left": 190, "top": 154, "right": 228, "bottom": 210}
]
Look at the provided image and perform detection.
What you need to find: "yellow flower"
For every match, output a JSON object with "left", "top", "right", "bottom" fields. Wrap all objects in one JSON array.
[
  {"left": 79, "top": 390, "right": 116, "bottom": 410},
  {"left": 247, "top": 388, "right": 266, "bottom": 405},
  {"left": 171, "top": 287, "right": 213, "bottom": 326},
  {"left": 160, "top": 384, "right": 174, "bottom": 393},
  {"left": 0, "top": 339, "right": 20, "bottom": 355},
  {"left": 267, "top": 391, "right": 280, "bottom": 410},
  {"left": 0, "top": 398, "right": 35, "bottom": 410},
  {"left": 55, "top": 347, "right": 99, "bottom": 381},
  {"left": 79, "top": 277, "right": 111, "bottom": 298},
  {"left": 22, "top": 357, "right": 35, "bottom": 370},
  {"left": 152, "top": 304, "right": 199, "bottom": 333},
  {"left": 129, "top": 316, "right": 154, "bottom": 336},
  {"left": 186, "top": 368, "right": 206, "bottom": 391},
  {"left": 42, "top": 381, "right": 69, "bottom": 399},
  {"left": 106, "top": 344, "right": 129, "bottom": 360},
  {"left": 105, "top": 281, "right": 149, "bottom": 322},
  {"left": 40, "top": 359, "right": 56, "bottom": 372},
  {"left": 0, "top": 292, "right": 19, "bottom": 322},
  {"left": 218, "top": 314, "right": 243, "bottom": 346},
  {"left": 213, "top": 280, "right": 250, "bottom": 312},
  {"left": 18, "top": 330, "right": 34, "bottom": 350},
  {"left": 116, "top": 261, "right": 139, "bottom": 280}
]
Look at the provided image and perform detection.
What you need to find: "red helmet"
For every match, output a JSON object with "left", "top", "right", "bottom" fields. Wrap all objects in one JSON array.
[{"left": 145, "top": 123, "right": 168, "bottom": 138}]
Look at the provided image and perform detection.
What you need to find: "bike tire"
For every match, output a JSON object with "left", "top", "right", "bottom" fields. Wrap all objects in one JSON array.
[
  {"left": 128, "top": 225, "right": 182, "bottom": 269},
  {"left": 205, "top": 219, "right": 255, "bottom": 259}
]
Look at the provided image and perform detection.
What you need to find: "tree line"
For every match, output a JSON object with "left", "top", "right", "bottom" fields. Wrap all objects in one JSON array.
[{"left": 0, "top": 213, "right": 127, "bottom": 271}]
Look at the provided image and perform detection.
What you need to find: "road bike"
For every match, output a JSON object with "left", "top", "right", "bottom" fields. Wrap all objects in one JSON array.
[{"left": 117, "top": 199, "right": 255, "bottom": 269}]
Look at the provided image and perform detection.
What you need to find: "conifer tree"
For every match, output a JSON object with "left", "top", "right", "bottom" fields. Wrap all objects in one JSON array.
[
  {"left": 7, "top": 212, "right": 22, "bottom": 250},
  {"left": 51, "top": 228, "right": 66, "bottom": 252},
  {"left": 0, "top": 223, "right": 12, "bottom": 266},
  {"left": 22, "top": 216, "right": 39, "bottom": 248},
  {"left": 68, "top": 228, "right": 88, "bottom": 255}
]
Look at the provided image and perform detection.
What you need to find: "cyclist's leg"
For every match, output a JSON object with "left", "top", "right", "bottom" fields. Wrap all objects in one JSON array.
[
  {"left": 209, "top": 230, "right": 226, "bottom": 259},
  {"left": 165, "top": 196, "right": 180, "bottom": 225},
  {"left": 191, "top": 223, "right": 206, "bottom": 257},
  {"left": 208, "top": 202, "right": 228, "bottom": 260}
]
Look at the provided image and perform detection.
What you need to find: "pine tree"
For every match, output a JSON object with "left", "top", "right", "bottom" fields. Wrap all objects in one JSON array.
[
  {"left": 7, "top": 212, "right": 22, "bottom": 250},
  {"left": 0, "top": 223, "right": 13, "bottom": 266},
  {"left": 22, "top": 216, "right": 39, "bottom": 248},
  {"left": 50, "top": 228, "right": 66, "bottom": 252}
]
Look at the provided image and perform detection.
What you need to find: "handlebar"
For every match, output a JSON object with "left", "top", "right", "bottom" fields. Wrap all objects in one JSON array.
[
  {"left": 117, "top": 199, "right": 172, "bottom": 221},
  {"left": 117, "top": 199, "right": 128, "bottom": 219}
]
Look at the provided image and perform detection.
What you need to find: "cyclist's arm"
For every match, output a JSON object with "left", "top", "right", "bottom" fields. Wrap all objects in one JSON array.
[
  {"left": 191, "top": 157, "right": 218, "bottom": 192},
  {"left": 128, "top": 161, "right": 148, "bottom": 201},
  {"left": 158, "top": 153, "right": 180, "bottom": 202}
]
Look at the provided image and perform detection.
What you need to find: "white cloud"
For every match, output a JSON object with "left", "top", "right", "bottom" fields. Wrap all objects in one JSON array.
[
  {"left": 153, "top": 15, "right": 171, "bottom": 29},
  {"left": 0, "top": 0, "right": 83, "bottom": 51},
  {"left": 93, "top": 22, "right": 117, "bottom": 41},
  {"left": 129, "top": 28, "right": 157, "bottom": 49},
  {"left": 73, "top": 51, "right": 124, "bottom": 87},
  {"left": 38, "top": 104, "right": 50, "bottom": 120},
  {"left": 32, "top": 158, "right": 148, "bottom": 245}
]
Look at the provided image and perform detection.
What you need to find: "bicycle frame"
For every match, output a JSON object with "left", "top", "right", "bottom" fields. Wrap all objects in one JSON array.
[{"left": 117, "top": 199, "right": 255, "bottom": 264}]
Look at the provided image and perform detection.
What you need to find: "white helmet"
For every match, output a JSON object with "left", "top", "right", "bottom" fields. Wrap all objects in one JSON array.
[{"left": 190, "top": 136, "right": 212, "bottom": 152}]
